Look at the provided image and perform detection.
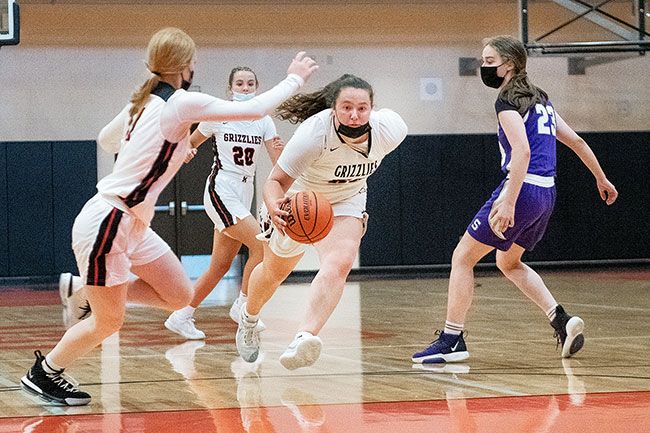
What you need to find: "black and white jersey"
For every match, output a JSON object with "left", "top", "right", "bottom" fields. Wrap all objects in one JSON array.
[
  {"left": 198, "top": 116, "right": 276, "bottom": 178},
  {"left": 95, "top": 74, "right": 303, "bottom": 225}
]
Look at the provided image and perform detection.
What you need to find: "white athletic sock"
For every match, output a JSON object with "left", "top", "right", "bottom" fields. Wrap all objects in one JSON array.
[
  {"left": 444, "top": 321, "right": 464, "bottom": 336},
  {"left": 296, "top": 331, "right": 314, "bottom": 339},
  {"left": 176, "top": 306, "right": 196, "bottom": 319},
  {"left": 42, "top": 355, "right": 64, "bottom": 373},
  {"left": 239, "top": 291, "right": 248, "bottom": 300},
  {"left": 242, "top": 304, "right": 259, "bottom": 324},
  {"left": 71, "top": 275, "right": 84, "bottom": 294},
  {"left": 547, "top": 305, "right": 558, "bottom": 322}
]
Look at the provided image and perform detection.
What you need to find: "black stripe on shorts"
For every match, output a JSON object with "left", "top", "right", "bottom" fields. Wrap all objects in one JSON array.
[
  {"left": 86, "top": 208, "right": 123, "bottom": 286},
  {"left": 208, "top": 168, "right": 235, "bottom": 227}
]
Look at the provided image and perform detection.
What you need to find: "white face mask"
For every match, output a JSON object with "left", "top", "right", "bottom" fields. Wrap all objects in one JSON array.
[{"left": 232, "top": 92, "right": 256, "bottom": 102}]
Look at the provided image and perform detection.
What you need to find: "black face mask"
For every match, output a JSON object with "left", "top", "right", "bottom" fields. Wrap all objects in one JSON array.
[
  {"left": 480, "top": 64, "right": 505, "bottom": 89},
  {"left": 181, "top": 70, "right": 194, "bottom": 91},
  {"left": 337, "top": 122, "right": 371, "bottom": 139}
]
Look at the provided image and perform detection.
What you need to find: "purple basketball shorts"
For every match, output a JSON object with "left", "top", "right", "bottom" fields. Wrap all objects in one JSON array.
[{"left": 467, "top": 179, "right": 556, "bottom": 251}]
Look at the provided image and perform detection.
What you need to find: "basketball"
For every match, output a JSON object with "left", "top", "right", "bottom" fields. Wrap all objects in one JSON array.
[{"left": 282, "top": 191, "right": 334, "bottom": 244}]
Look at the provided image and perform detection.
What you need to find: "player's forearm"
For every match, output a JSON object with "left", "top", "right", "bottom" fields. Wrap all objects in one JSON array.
[
  {"left": 567, "top": 138, "right": 608, "bottom": 182},
  {"left": 504, "top": 149, "right": 530, "bottom": 204},
  {"left": 248, "top": 74, "right": 303, "bottom": 117},
  {"left": 189, "top": 130, "right": 209, "bottom": 149},
  {"left": 263, "top": 178, "right": 287, "bottom": 210},
  {"left": 204, "top": 74, "right": 303, "bottom": 122},
  {"left": 268, "top": 151, "right": 281, "bottom": 166},
  {"left": 265, "top": 141, "right": 282, "bottom": 165}
]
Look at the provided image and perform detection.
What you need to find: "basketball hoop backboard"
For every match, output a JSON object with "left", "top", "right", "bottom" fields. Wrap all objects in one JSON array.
[
  {"left": 0, "top": 0, "right": 20, "bottom": 46},
  {"left": 520, "top": 0, "right": 648, "bottom": 55}
]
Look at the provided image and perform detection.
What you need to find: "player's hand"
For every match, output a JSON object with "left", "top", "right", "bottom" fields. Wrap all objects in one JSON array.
[
  {"left": 287, "top": 52, "right": 318, "bottom": 84},
  {"left": 269, "top": 197, "right": 291, "bottom": 235},
  {"left": 271, "top": 135, "right": 285, "bottom": 150},
  {"left": 184, "top": 148, "right": 198, "bottom": 164},
  {"left": 597, "top": 178, "right": 618, "bottom": 205},
  {"left": 488, "top": 201, "right": 515, "bottom": 240}
]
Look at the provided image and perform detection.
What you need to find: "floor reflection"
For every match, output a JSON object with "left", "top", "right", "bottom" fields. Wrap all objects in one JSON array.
[{"left": 9, "top": 390, "right": 650, "bottom": 433}]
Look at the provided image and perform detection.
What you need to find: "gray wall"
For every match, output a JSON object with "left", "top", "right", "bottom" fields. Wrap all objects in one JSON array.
[
  {"left": 2, "top": 45, "right": 648, "bottom": 143},
  {"left": 2, "top": 44, "right": 648, "bottom": 179}
]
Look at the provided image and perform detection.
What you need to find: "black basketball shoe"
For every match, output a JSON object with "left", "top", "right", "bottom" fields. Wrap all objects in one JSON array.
[
  {"left": 550, "top": 305, "right": 585, "bottom": 358},
  {"left": 21, "top": 350, "right": 91, "bottom": 406}
]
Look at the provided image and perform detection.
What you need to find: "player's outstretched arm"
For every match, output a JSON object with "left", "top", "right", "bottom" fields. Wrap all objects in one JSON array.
[{"left": 175, "top": 52, "right": 318, "bottom": 128}]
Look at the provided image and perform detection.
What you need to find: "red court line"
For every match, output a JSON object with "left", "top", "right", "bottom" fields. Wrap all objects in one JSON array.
[
  {"left": 2, "top": 390, "right": 649, "bottom": 433},
  {"left": 0, "top": 290, "right": 59, "bottom": 307}
]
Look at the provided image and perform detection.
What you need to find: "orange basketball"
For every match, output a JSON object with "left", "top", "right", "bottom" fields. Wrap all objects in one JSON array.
[{"left": 282, "top": 191, "right": 334, "bottom": 244}]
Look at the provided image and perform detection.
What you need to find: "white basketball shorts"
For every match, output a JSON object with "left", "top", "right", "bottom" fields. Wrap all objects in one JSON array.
[
  {"left": 72, "top": 194, "right": 171, "bottom": 287},
  {"left": 204, "top": 170, "right": 255, "bottom": 232}
]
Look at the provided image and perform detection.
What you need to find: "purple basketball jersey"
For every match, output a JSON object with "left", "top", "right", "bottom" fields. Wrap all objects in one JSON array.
[{"left": 496, "top": 99, "right": 557, "bottom": 177}]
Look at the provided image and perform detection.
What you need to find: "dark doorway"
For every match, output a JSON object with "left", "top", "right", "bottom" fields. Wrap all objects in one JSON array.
[{"left": 151, "top": 136, "right": 215, "bottom": 256}]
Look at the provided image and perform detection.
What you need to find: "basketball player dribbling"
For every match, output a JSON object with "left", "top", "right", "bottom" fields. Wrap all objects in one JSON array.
[
  {"left": 20, "top": 27, "right": 317, "bottom": 406},
  {"left": 164, "top": 66, "right": 284, "bottom": 340},
  {"left": 235, "top": 74, "right": 408, "bottom": 370},
  {"left": 412, "top": 35, "right": 618, "bottom": 365}
]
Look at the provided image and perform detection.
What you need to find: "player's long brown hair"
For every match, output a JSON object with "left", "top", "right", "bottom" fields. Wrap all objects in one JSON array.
[
  {"left": 484, "top": 35, "right": 548, "bottom": 114},
  {"left": 128, "top": 27, "right": 196, "bottom": 120},
  {"left": 276, "top": 74, "right": 374, "bottom": 124}
]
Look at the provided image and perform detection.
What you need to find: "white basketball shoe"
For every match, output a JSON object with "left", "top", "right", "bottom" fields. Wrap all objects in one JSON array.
[
  {"left": 164, "top": 310, "right": 206, "bottom": 340},
  {"left": 279, "top": 332, "right": 322, "bottom": 370}
]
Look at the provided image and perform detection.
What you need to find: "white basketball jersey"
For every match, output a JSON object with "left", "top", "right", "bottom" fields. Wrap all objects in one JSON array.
[
  {"left": 95, "top": 74, "right": 303, "bottom": 225},
  {"left": 278, "top": 108, "right": 408, "bottom": 204},
  {"left": 96, "top": 86, "right": 191, "bottom": 225},
  {"left": 197, "top": 115, "right": 276, "bottom": 178}
]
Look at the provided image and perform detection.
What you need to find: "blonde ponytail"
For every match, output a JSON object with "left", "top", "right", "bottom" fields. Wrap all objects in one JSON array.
[
  {"left": 129, "top": 76, "right": 159, "bottom": 119},
  {"left": 127, "top": 27, "right": 196, "bottom": 123}
]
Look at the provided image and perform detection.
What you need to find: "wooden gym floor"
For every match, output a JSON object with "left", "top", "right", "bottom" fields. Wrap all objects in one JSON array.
[{"left": 0, "top": 267, "right": 648, "bottom": 432}]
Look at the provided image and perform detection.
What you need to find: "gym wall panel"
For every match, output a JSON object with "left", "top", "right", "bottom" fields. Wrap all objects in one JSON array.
[
  {"left": 581, "top": 133, "right": 650, "bottom": 260},
  {"left": 52, "top": 141, "right": 97, "bottom": 273},
  {"left": 0, "top": 141, "right": 97, "bottom": 279},
  {"left": 5, "top": 142, "right": 54, "bottom": 276},
  {"left": 399, "top": 136, "right": 444, "bottom": 265},
  {"left": 437, "top": 134, "right": 490, "bottom": 264},
  {"left": 481, "top": 134, "right": 504, "bottom": 197},
  {"left": 0, "top": 144, "right": 7, "bottom": 275},
  {"left": 362, "top": 147, "right": 403, "bottom": 266},
  {"left": 361, "top": 131, "right": 650, "bottom": 267}
]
